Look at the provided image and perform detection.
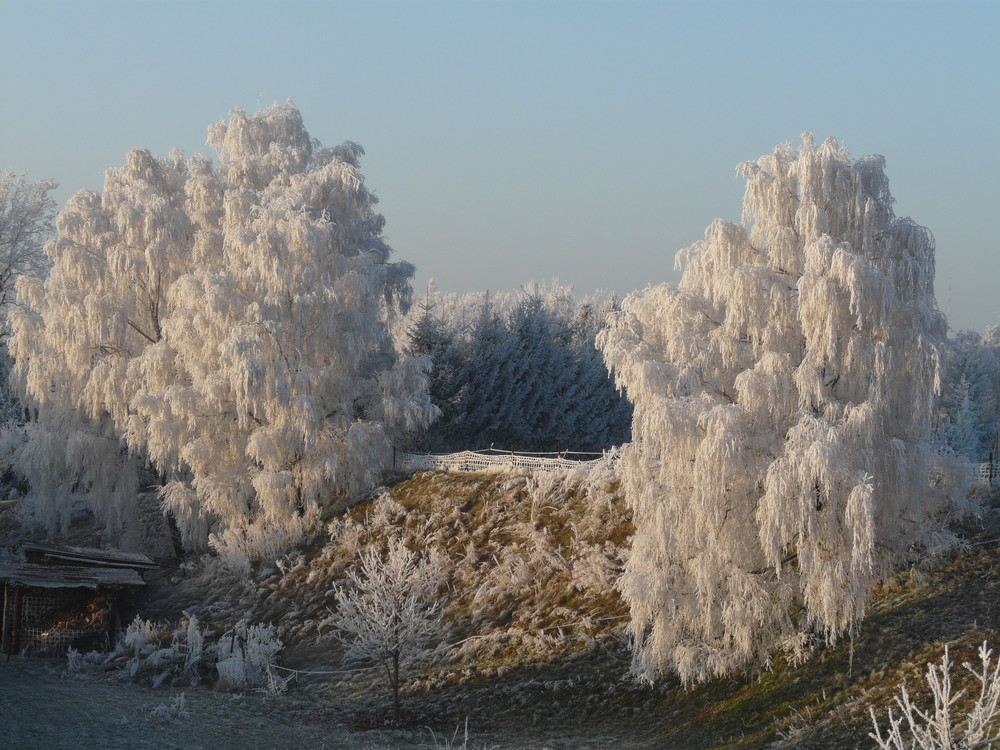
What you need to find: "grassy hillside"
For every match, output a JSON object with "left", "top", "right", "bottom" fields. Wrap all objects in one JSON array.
[
  {"left": 28, "top": 467, "right": 1000, "bottom": 748},
  {"left": 151, "top": 463, "right": 630, "bottom": 668}
]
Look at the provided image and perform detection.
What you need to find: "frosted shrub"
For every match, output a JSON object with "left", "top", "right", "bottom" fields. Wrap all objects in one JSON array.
[
  {"left": 366, "top": 493, "right": 408, "bottom": 529},
  {"left": 180, "top": 613, "right": 204, "bottom": 675},
  {"left": 329, "top": 537, "right": 447, "bottom": 723},
  {"left": 130, "top": 615, "right": 207, "bottom": 687},
  {"left": 870, "top": 642, "right": 1000, "bottom": 749},
  {"left": 601, "top": 135, "right": 966, "bottom": 684},
  {"left": 65, "top": 645, "right": 84, "bottom": 674},
  {"left": 215, "top": 619, "right": 287, "bottom": 693},
  {"left": 325, "top": 516, "right": 365, "bottom": 560},
  {"left": 65, "top": 645, "right": 105, "bottom": 675},
  {"left": 150, "top": 693, "right": 191, "bottom": 722},
  {"left": 122, "top": 616, "right": 161, "bottom": 654},
  {"left": 428, "top": 718, "right": 498, "bottom": 750},
  {"left": 68, "top": 613, "right": 208, "bottom": 688},
  {"left": 570, "top": 542, "right": 619, "bottom": 597}
]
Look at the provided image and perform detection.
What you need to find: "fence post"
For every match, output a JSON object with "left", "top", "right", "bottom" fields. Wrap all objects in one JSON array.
[
  {"left": 1, "top": 583, "right": 8, "bottom": 657},
  {"left": 10, "top": 586, "right": 23, "bottom": 657}
]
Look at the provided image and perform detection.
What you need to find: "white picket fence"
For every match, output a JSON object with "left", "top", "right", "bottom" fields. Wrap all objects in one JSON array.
[{"left": 394, "top": 449, "right": 608, "bottom": 474}]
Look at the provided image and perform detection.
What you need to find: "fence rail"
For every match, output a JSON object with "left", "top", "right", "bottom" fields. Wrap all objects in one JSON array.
[
  {"left": 396, "top": 450, "right": 1000, "bottom": 485},
  {"left": 394, "top": 449, "right": 607, "bottom": 474}
]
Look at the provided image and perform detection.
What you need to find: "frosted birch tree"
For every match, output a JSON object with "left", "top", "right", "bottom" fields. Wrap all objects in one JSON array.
[
  {"left": 8, "top": 102, "right": 437, "bottom": 556},
  {"left": 600, "top": 135, "right": 965, "bottom": 684}
]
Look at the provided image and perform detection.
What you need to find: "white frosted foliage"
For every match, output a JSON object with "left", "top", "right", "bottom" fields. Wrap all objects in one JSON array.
[
  {"left": 9, "top": 102, "right": 436, "bottom": 556},
  {"left": 600, "top": 136, "right": 964, "bottom": 684},
  {"left": 329, "top": 536, "right": 447, "bottom": 722},
  {"left": 870, "top": 642, "right": 1000, "bottom": 749},
  {"left": 0, "top": 172, "right": 55, "bottom": 319}
]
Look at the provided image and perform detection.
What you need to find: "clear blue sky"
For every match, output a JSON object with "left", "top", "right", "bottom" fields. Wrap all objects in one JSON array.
[{"left": 2, "top": 0, "right": 997, "bottom": 332}]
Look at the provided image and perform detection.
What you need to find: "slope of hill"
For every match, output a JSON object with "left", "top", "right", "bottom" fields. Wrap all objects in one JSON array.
[{"left": 8, "top": 466, "right": 1000, "bottom": 748}]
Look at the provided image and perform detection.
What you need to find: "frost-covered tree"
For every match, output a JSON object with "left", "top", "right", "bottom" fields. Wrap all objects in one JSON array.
[
  {"left": 8, "top": 102, "right": 437, "bottom": 556},
  {"left": 937, "top": 377, "right": 987, "bottom": 461},
  {"left": 402, "top": 283, "right": 631, "bottom": 452},
  {"left": 0, "top": 172, "right": 55, "bottom": 320},
  {"left": 0, "top": 173, "right": 56, "bottom": 426},
  {"left": 329, "top": 537, "right": 446, "bottom": 723},
  {"left": 600, "top": 135, "right": 965, "bottom": 684},
  {"left": 937, "top": 331, "right": 1000, "bottom": 462}
]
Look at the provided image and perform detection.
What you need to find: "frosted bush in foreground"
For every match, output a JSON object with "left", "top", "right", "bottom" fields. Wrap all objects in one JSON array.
[
  {"left": 66, "top": 644, "right": 104, "bottom": 675},
  {"left": 64, "top": 612, "right": 269, "bottom": 691},
  {"left": 328, "top": 536, "right": 447, "bottom": 723},
  {"left": 122, "top": 615, "right": 161, "bottom": 654},
  {"left": 428, "top": 718, "right": 499, "bottom": 750},
  {"left": 870, "top": 642, "right": 1000, "bottom": 749},
  {"left": 215, "top": 619, "right": 287, "bottom": 693},
  {"left": 116, "top": 615, "right": 208, "bottom": 687},
  {"left": 150, "top": 693, "right": 191, "bottom": 722}
]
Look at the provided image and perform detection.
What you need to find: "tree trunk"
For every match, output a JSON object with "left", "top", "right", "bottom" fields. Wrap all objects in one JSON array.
[
  {"left": 391, "top": 650, "right": 400, "bottom": 724},
  {"left": 165, "top": 509, "right": 185, "bottom": 559}
]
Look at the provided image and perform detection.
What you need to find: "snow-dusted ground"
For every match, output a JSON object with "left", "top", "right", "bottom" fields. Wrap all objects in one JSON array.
[
  {"left": 2, "top": 656, "right": 631, "bottom": 750},
  {"left": 1, "top": 657, "right": 348, "bottom": 749},
  {"left": 0, "top": 657, "right": 496, "bottom": 750},
  {"left": 0, "top": 654, "right": 636, "bottom": 750}
]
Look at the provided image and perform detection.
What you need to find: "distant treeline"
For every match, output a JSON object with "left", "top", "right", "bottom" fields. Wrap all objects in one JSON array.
[{"left": 400, "top": 283, "right": 632, "bottom": 454}]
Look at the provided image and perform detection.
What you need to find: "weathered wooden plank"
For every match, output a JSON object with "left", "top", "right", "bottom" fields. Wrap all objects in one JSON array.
[{"left": 0, "top": 563, "right": 146, "bottom": 589}]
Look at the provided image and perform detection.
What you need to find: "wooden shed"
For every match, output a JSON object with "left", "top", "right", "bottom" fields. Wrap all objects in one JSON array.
[{"left": 1, "top": 543, "right": 156, "bottom": 656}]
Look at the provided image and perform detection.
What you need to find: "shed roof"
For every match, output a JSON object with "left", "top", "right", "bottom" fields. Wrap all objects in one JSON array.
[
  {"left": 0, "top": 562, "right": 146, "bottom": 589},
  {"left": 20, "top": 542, "right": 158, "bottom": 569}
]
